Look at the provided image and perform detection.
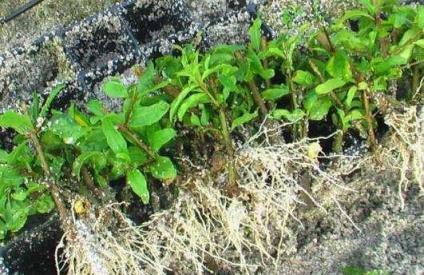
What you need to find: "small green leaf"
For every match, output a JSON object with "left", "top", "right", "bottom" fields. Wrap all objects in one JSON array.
[
  {"left": 35, "top": 194, "right": 55, "bottom": 214},
  {"left": 304, "top": 92, "right": 333, "bottom": 121},
  {"left": 339, "top": 9, "right": 374, "bottom": 23},
  {"left": 170, "top": 85, "right": 198, "bottom": 123},
  {"left": 231, "top": 110, "right": 258, "bottom": 131},
  {"left": 29, "top": 92, "right": 40, "bottom": 124},
  {"left": 137, "top": 62, "right": 156, "bottom": 96},
  {"left": 0, "top": 150, "right": 8, "bottom": 163},
  {"left": 293, "top": 70, "right": 316, "bottom": 87},
  {"left": 249, "top": 18, "right": 262, "bottom": 51},
  {"left": 272, "top": 109, "right": 305, "bottom": 122},
  {"left": 148, "top": 128, "right": 176, "bottom": 152},
  {"left": 130, "top": 101, "right": 170, "bottom": 127},
  {"left": 149, "top": 156, "right": 177, "bottom": 180},
  {"left": 12, "top": 190, "right": 27, "bottom": 201},
  {"left": 345, "top": 86, "right": 357, "bottom": 108},
  {"left": 6, "top": 206, "right": 28, "bottom": 232},
  {"left": 177, "top": 93, "right": 211, "bottom": 122},
  {"left": 415, "top": 39, "right": 424, "bottom": 48},
  {"left": 315, "top": 78, "right": 347, "bottom": 95},
  {"left": 0, "top": 220, "right": 7, "bottom": 240},
  {"left": 72, "top": 151, "right": 103, "bottom": 179},
  {"left": 102, "top": 116, "right": 127, "bottom": 154},
  {"left": 326, "top": 51, "right": 352, "bottom": 81},
  {"left": 417, "top": 6, "right": 424, "bottom": 28},
  {"left": 190, "top": 113, "right": 202, "bottom": 126},
  {"left": 128, "top": 146, "right": 148, "bottom": 166},
  {"left": 103, "top": 79, "right": 128, "bottom": 98},
  {"left": 87, "top": 100, "right": 106, "bottom": 117},
  {"left": 50, "top": 114, "right": 86, "bottom": 144},
  {"left": 373, "top": 55, "right": 407, "bottom": 75},
  {"left": 262, "top": 85, "right": 290, "bottom": 100},
  {"left": 127, "top": 169, "right": 150, "bottom": 204},
  {"left": 39, "top": 84, "right": 65, "bottom": 118},
  {"left": 359, "top": 0, "right": 375, "bottom": 15},
  {"left": 0, "top": 111, "right": 33, "bottom": 134},
  {"left": 399, "top": 28, "right": 421, "bottom": 46}
]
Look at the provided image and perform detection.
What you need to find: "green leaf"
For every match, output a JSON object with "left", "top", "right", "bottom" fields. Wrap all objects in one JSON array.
[
  {"left": 417, "top": 6, "right": 424, "bottom": 29},
  {"left": 50, "top": 114, "right": 86, "bottom": 144},
  {"left": 248, "top": 49, "right": 275, "bottom": 80},
  {"left": 12, "top": 190, "right": 27, "bottom": 201},
  {"left": 326, "top": 51, "right": 352, "bottom": 81},
  {"left": 315, "top": 78, "right": 347, "bottom": 95},
  {"left": 72, "top": 151, "right": 103, "bottom": 179},
  {"left": 177, "top": 93, "right": 211, "bottom": 122},
  {"left": 415, "top": 39, "right": 424, "bottom": 48},
  {"left": 231, "top": 110, "right": 258, "bottom": 131},
  {"left": 399, "top": 28, "right": 420, "bottom": 46},
  {"left": 128, "top": 146, "right": 148, "bottom": 166},
  {"left": 258, "top": 47, "right": 284, "bottom": 59},
  {"left": 190, "top": 113, "right": 202, "bottom": 126},
  {"left": 339, "top": 9, "right": 374, "bottom": 23},
  {"left": 6, "top": 206, "right": 28, "bottom": 232},
  {"left": 29, "top": 92, "right": 40, "bottom": 124},
  {"left": 399, "top": 44, "right": 414, "bottom": 62},
  {"left": 127, "top": 169, "right": 150, "bottom": 204},
  {"left": 130, "top": 101, "right": 170, "bottom": 128},
  {"left": 148, "top": 128, "right": 176, "bottom": 152},
  {"left": 293, "top": 70, "right": 316, "bottom": 87},
  {"left": 149, "top": 156, "right": 177, "bottom": 180},
  {"left": 262, "top": 85, "right": 290, "bottom": 100},
  {"left": 103, "top": 79, "right": 128, "bottom": 98},
  {"left": 373, "top": 55, "right": 407, "bottom": 74},
  {"left": 0, "top": 111, "right": 33, "bottom": 134},
  {"left": 249, "top": 18, "right": 262, "bottom": 51},
  {"left": 39, "top": 84, "right": 65, "bottom": 118},
  {"left": 0, "top": 150, "right": 8, "bottom": 163},
  {"left": 137, "top": 62, "right": 156, "bottom": 96},
  {"left": 272, "top": 109, "right": 305, "bottom": 122},
  {"left": 304, "top": 92, "right": 333, "bottom": 120},
  {"left": 0, "top": 220, "right": 6, "bottom": 240},
  {"left": 345, "top": 86, "right": 357, "bottom": 108},
  {"left": 359, "top": 0, "right": 375, "bottom": 15},
  {"left": 35, "top": 194, "right": 55, "bottom": 214},
  {"left": 102, "top": 116, "right": 127, "bottom": 154},
  {"left": 170, "top": 85, "right": 198, "bottom": 123},
  {"left": 87, "top": 100, "right": 106, "bottom": 117}
]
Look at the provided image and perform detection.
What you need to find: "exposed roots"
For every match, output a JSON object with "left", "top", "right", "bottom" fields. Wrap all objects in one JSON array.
[
  {"left": 56, "top": 127, "right": 364, "bottom": 274},
  {"left": 381, "top": 106, "right": 424, "bottom": 208}
]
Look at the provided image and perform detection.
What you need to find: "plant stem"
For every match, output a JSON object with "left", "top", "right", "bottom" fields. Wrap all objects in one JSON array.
[
  {"left": 29, "top": 132, "right": 68, "bottom": 223},
  {"left": 81, "top": 166, "right": 104, "bottom": 198},
  {"left": 332, "top": 131, "right": 344, "bottom": 153},
  {"left": 118, "top": 125, "right": 157, "bottom": 159},
  {"left": 412, "top": 65, "right": 419, "bottom": 99},
  {"left": 362, "top": 89, "right": 377, "bottom": 151},
  {"left": 247, "top": 80, "right": 269, "bottom": 119},
  {"left": 322, "top": 26, "right": 336, "bottom": 54},
  {"left": 374, "top": 9, "right": 388, "bottom": 57},
  {"left": 235, "top": 51, "right": 269, "bottom": 118},
  {"left": 124, "top": 89, "right": 138, "bottom": 126},
  {"left": 208, "top": 76, "right": 238, "bottom": 194},
  {"left": 261, "top": 37, "right": 271, "bottom": 89},
  {"left": 218, "top": 107, "right": 238, "bottom": 195}
]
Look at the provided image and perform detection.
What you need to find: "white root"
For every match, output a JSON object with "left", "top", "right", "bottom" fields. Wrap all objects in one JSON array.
[
  {"left": 382, "top": 106, "right": 424, "bottom": 208},
  {"left": 56, "top": 126, "right": 364, "bottom": 274}
]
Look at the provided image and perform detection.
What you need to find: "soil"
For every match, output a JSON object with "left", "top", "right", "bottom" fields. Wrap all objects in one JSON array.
[{"left": 279, "top": 160, "right": 424, "bottom": 274}]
